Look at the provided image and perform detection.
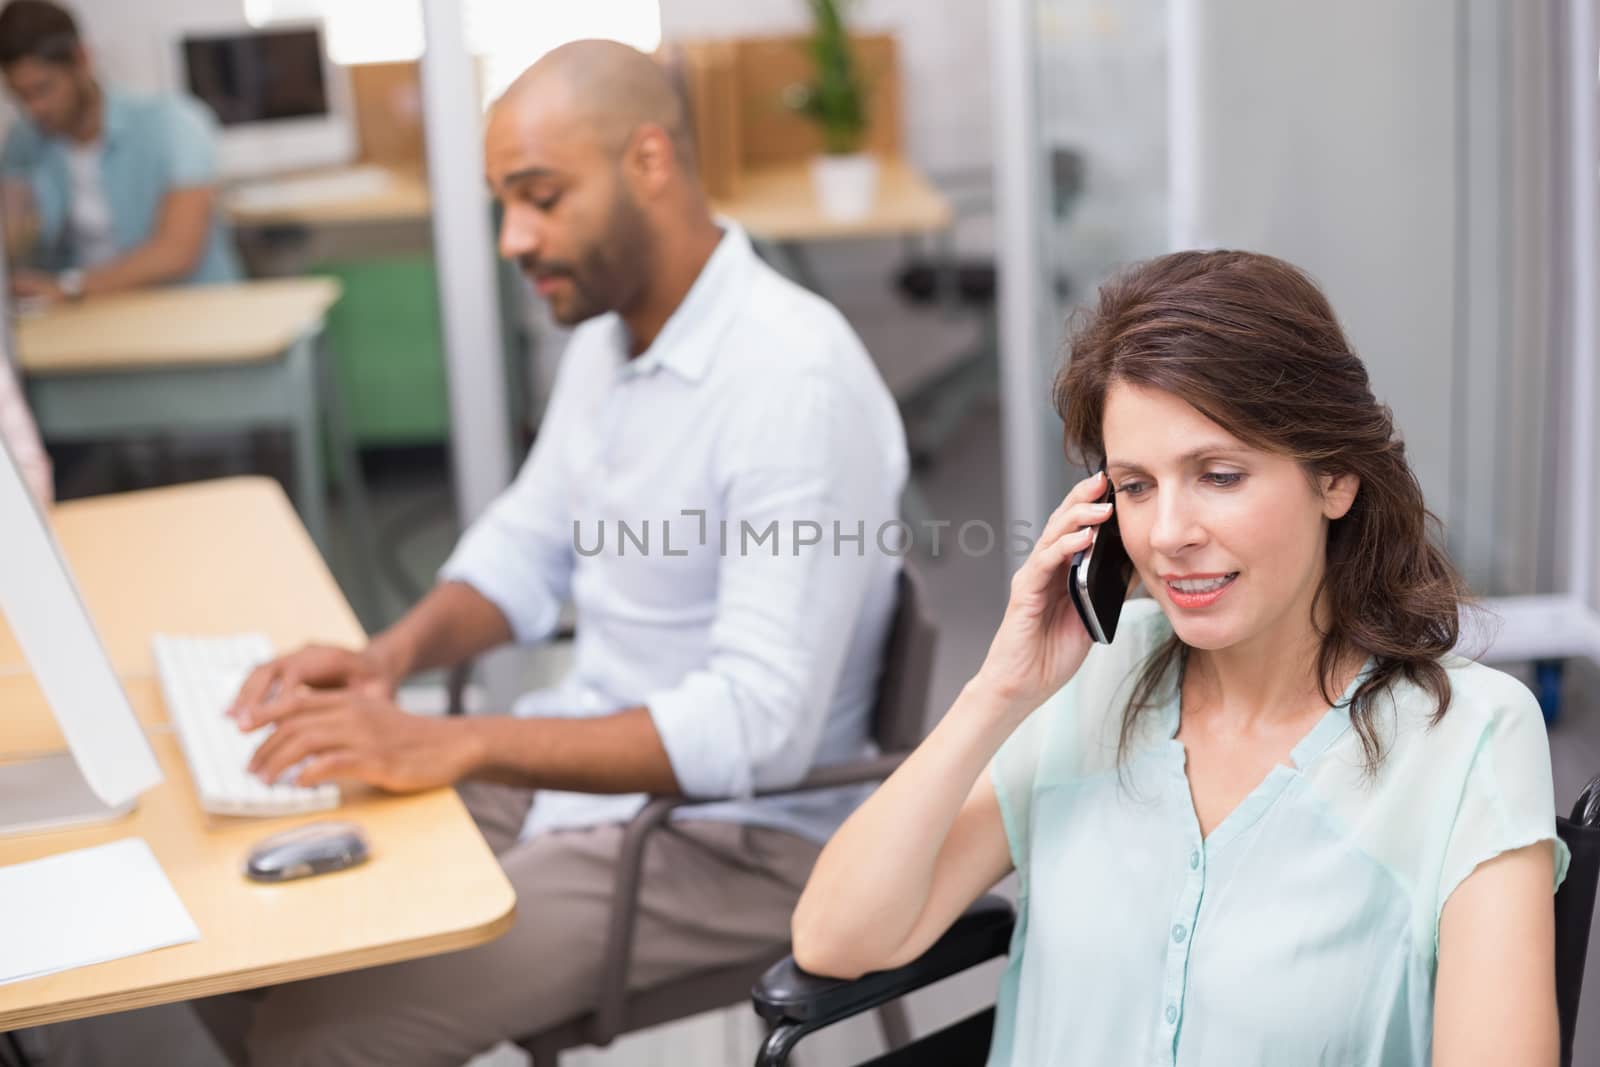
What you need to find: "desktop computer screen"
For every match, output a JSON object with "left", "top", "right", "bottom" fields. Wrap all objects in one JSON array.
[
  {"left": 182, "top": 27, "right": 330, "bottom": 127},
  {"left": 0, "top": 433, "right": 161, "bottom": 830},
  {"left": 171, "top": 21, "right": 355, "bottom": 178}
]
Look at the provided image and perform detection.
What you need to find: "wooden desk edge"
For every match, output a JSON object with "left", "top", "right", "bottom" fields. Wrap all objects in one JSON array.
[
  {"left": 225, "top": 169, "right": 433, "bottom": 228},
  {"left": 1, "top": 475, "right": 512, "bottom": 1030},
  {"left": 0, "top": 894, "right": 517, "bottom": 1030},
  {"left": 48, "top": 472, "right": 283, "bottom": 512},
  {"left": 21, "top": 344, "right": 311, "bottom": 375},
  {"left": 16, "top": 277, "right": 343, "bottom": 368}
]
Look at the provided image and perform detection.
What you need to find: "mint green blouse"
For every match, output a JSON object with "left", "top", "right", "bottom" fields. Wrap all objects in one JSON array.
[{"left": 990, "top": 599, "right": 1569, "bottom": 1066}]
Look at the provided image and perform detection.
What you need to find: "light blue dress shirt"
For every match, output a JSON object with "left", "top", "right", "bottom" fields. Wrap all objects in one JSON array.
[
  {"left": 441, "top": 222, "right": 909, "bottom": 843},
  {"left": 990, "top": 598, "right": 1570, "bottom": 1066},
  {"left": 1, "top": 85, "right": 241, "bottom": 284}
]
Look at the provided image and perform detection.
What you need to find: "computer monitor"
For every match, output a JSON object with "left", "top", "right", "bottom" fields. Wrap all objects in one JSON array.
[
  {"left": 172, "top": 21, "right": 355, "bottom": 179},
  {"left": 0, "top": 434, "right": 162, "bottom": 837}
]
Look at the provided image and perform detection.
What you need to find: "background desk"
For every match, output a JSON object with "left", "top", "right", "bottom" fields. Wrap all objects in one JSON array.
[
  {"left": 0, "top": 478, "right": 515, "bottom": 1030},
  {"left": 15, "top": 279, "right": 366, "bottom": 561},
  {"left": 712, "top": 158, "right": 956, "bottom": 296},
  {"left": 223, "top": 159, "right": 953, "bottom": 244},
  {"left": 226, "top": 174, "right": 500, "bottom": 455},
  {"left": 711, "top": 158, "right": 953, "bottom": 241},
  {"left": 220, "top": 158, "right": 952, "bottom": 457},
  {"left": 226, "top": 168, "right": 432, "bottom": 231}
]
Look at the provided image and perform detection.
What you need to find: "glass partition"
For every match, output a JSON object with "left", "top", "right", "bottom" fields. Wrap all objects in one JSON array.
[{"left": 1001, "top": 0, "right": 1570, "bottom": 598}]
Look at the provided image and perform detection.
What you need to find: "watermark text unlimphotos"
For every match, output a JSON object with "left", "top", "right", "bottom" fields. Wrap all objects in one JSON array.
[{"left": 573, "top": 510, "right": 1044, "bottom": 560}]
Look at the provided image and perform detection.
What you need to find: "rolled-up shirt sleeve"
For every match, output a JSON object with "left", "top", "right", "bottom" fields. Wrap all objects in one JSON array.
[
  {"left": 165, "top": 95, "right": 221, "bottom": 187},
  {"left": 1, "top": 125, "right": 37, "bottom": 179},
  {"left": 646, "top": 368, "right": 892, "bottom": 799},
  {"left": 437, "top": 353, "right": 583, "bottom": 645}
]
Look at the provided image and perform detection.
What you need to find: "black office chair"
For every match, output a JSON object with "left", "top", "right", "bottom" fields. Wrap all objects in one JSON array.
[
  {"left": 753, "top": 772, "right": 1600, "bottom": 1067},
  {"left": 499, "top": 566, "right": 939, "bottom": 1065}
]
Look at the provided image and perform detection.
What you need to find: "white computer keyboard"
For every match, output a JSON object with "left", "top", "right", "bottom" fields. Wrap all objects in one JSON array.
[{"left": 150, "top": 633, "right": 340, "bottom": 817}]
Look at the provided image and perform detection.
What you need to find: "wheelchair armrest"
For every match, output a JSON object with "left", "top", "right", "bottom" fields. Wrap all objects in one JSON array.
[{"left": 752, "top": 894, "right": 1015, "bottom": 1030}]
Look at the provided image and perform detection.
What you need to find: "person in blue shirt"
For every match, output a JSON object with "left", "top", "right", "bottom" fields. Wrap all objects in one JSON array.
[
  {"left": 0, "top": 0, "right": 239, "bottom": 307},
  {"left": 795, "top": 250, "right": 1568, "bottom": 1066}
]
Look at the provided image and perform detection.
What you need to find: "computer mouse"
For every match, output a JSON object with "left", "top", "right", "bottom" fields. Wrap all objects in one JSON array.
[{"left": 245, "top": 820, "right": 370, "bottom": 882}]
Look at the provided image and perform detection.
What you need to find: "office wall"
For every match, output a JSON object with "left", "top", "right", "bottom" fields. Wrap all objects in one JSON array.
[
  {"left": 55, "top": 0, "right": 217, "bottom": 93},
  {"left": 57, "top": 0, "right": 993, "bottom": 183},
  {"left": 1178, "top": 0, "right": 1562, "bottom": 598},
  {"left": 1182, "top": 0, "right": 1458, "bottom": 529}
]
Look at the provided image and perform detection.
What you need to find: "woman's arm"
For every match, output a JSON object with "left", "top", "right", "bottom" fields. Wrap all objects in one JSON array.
[
  {"left": 790, "top": 680, "right": 1020, "bottom": 979},
  {"left": 1433, "top": 840, "right": 1559, "bottom": 1067},
  {"left": 791, "top": 471, "right": 1115, "bottom": 979}
]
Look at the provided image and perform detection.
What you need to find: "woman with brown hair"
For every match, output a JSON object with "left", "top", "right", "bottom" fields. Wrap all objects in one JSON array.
[{"left": 792, "top": 250, "right": 1568, "bottom": 1065}]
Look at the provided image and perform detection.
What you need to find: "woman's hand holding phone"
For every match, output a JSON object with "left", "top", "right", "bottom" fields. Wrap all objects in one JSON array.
[
  {"left": 974, "top": 470, "right": 1116, "bottom": 719},
  {"left": 793, "top": 470, "right": 1115, "bottom": 979}
]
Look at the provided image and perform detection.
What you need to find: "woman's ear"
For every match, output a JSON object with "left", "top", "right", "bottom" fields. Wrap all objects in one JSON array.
[{"left": 1320, "top": 471, "right": 1360, "bottom": 521}]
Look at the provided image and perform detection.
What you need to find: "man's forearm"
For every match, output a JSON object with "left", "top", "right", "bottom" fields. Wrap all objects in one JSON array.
[
  {"left": 82, "top": 240, "right": 199, "bottom": 295},
  {"left": 459, "top": 707, "right": 682, "bottom": 795},
  {"left": 368, "top": 580, "right": 516, "bottom": 680},
  {"left": 84, "top": 186, "right": 217, "bottom": 295}
]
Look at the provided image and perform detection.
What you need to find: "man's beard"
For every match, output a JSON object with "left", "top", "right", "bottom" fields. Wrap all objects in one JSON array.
[{"left": 528, "top": 186, "right": 653, "bottom": 328}]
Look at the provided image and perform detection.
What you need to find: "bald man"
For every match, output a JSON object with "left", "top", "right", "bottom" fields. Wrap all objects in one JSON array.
[{"left": 190, "top": 40, "right": 908, "bottom": 1066}]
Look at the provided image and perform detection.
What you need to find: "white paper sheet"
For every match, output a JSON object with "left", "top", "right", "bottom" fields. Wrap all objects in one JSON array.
[{"left": 0, "top": 838, "right": 200, "bottom": 986}]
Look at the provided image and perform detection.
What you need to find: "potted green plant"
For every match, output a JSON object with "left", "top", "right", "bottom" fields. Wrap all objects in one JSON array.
[{"left": 784, "top": 0, "right": 877, "bottom": 219}]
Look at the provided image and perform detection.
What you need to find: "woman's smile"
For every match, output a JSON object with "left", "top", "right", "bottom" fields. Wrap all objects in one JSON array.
[{"left": 1161, "top": 571, "right": 1240, "bottom": 609}]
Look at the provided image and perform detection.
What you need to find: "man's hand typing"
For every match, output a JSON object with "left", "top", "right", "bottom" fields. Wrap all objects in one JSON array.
[
  {"left": 239, "top": 680, "right": 483, "bottom": 793},
  {"left": 227, "top": 643, "right": 403, "bottom": 722}
]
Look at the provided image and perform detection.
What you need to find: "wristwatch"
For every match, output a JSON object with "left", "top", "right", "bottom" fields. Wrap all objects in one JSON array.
[{"left": 57, "top": 268, "right": 84, "bottom": 301}]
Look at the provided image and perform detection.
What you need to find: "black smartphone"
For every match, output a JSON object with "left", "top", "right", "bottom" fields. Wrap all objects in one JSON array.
[{"left": 1067, "top": 471, "right": 1134, "bottom": 644}]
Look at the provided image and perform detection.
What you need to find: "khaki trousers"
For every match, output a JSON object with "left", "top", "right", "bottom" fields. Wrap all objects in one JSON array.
[{"left": 196, "top": 781, "right": 821, "bottom": 1067}]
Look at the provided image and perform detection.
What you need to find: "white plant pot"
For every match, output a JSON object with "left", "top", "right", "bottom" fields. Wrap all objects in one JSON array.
[{"left": 809, "top": 152, "right": 879, "bottom": 221}]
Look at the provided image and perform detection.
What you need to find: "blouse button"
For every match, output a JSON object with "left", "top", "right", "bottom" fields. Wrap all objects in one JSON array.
[
  {"left": 1165, "top": 1003, "right": 1179, "bottom": 1024},
  {"left": 1188, "top": 849, "right": 1200, "bottom": 870},
  {"left": 1172, "top": 923, "right": 1188, "bottom": 944}
]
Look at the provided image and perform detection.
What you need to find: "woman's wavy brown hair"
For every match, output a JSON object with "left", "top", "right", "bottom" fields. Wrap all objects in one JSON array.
[{"left": 1055, "top": 250, "right": 1470, "bottom": 773}]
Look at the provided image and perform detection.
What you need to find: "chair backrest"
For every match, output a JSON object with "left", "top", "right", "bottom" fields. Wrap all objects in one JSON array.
[
  {"left": 1556, "top": 773, "right": 1600, "bottom": 1067},
  {"left": 871, "top": 565, "right": 938, "bottom": 755}
]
